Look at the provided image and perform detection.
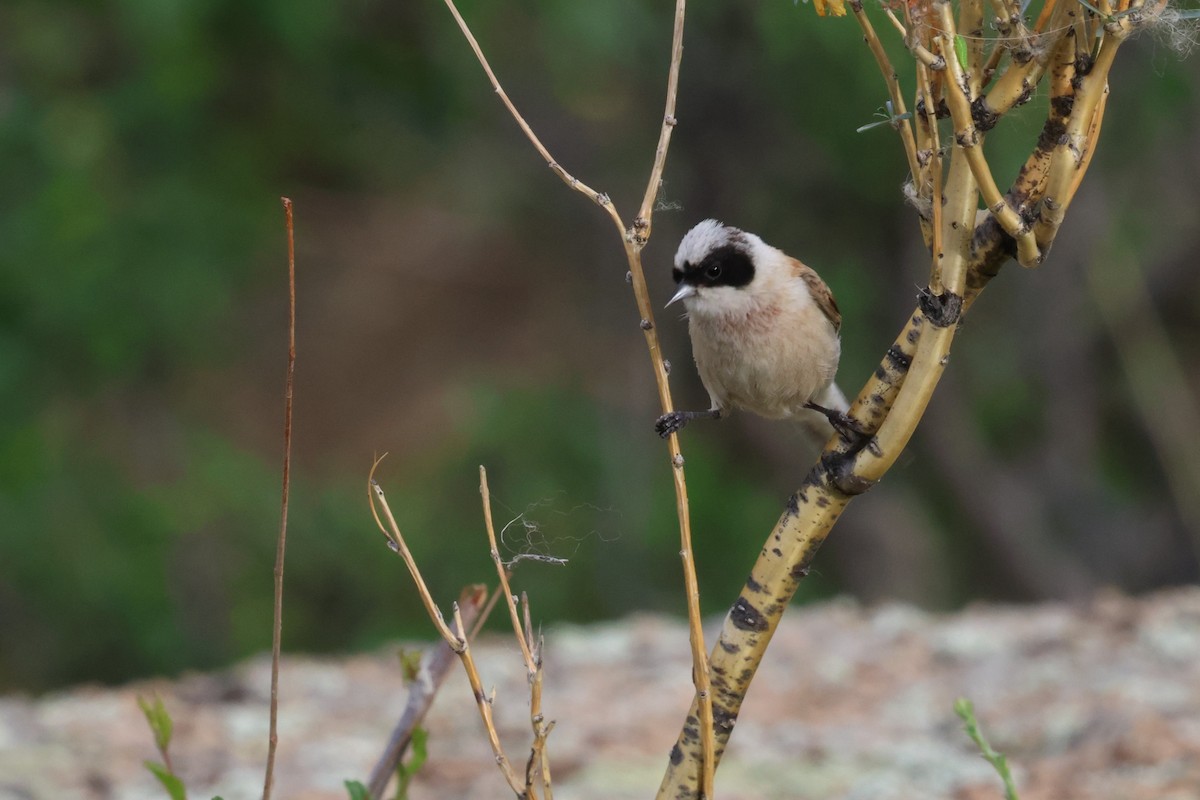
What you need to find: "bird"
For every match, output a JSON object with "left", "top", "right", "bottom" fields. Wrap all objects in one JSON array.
[{"left": 655, "top": 219, "right": 851, "bottom": 445}]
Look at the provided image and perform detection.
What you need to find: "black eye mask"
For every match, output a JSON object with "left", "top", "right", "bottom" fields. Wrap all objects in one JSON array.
[{"left": 675, "top": 245, "right": 756, "bottom": 289}]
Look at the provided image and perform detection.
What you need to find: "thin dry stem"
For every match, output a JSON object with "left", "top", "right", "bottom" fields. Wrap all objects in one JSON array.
[
  {"left": 439, "top": 0, "right": 625, "bottom": 239},
  {"left": 635, "top": 0, "right": 688, "bottom": 239},
  {"left": 981, "top": 0, "right": 1073, "bottom": 118},
  {"left": 917, "top": 60, "right": 944, "bottom": 280},
  {"left": 1036, "top": 0, "right": 1062, "bottom": 30},
  {"left": 369, "top": 478, "right": 527, "bottom": 795},
  {"left": 884, "top": 9, "right": 945, "bottom": 69},
  {"left": 525, "top": 645, "right": 550, "bottom": 799},
  {"left": 451, "top": 601, "right": 526, "bottom": 796},
  {"left": 436, "top": 6, "right": 705, "bottom": 786},
  {"left": 619, "top": 5, "right": 717, "bottom": 790},
  {"left": 1068, "top": 86, "right": 1109, "bottom": 202},
  {"left": 262, "top": 196, "right": 296, "bottom": 800},
  {"left": 369, "top": 464, "right": 459, "bottom": 645},
  {"left": 480, "top": 467, "right": 554, "bottom": 796},
  {"left": 851, "top": 0, "right": 922, "bottom": 182},
  {"left": 480, "top": 466, "right": 537, "bottom": 672},
  {"left": 436, "top": 5, "right": 713, "bottom": 791}
]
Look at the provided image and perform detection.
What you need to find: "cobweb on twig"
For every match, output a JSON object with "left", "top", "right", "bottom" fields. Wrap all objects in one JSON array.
[{"left": 493, "top": 492, "right": 621, "bottom": 571}]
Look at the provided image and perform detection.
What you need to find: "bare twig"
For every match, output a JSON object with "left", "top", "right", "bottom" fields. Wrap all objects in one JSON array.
[
  {"left": 480, "top": 467, "right": 536, "bottom": 672},
  {"left": 635, "top": 0, "right": 688, "bottom": 237},
  {"left": 369, "top": 470, "right": 526, "bottom": 796},
  {"left": 439, "top": 0, "right": 624, "bottom": 237},
  {"left": 366, "top": 585, "right": 492, "bottom": 800},
  {"left": 369, "top": 457, "right": 458, "bottom": 645},
  {"left": 480, "top": 467, "right": 555, "bottom": 796},
  {"left": 850, "top": 0, "right": 922, "bottom": 182},
  {"left": 262, "top": 196, "right": 297, "bottom": 800},
  {"left": 436, "top": 2, "right": 714, "bottom": 793}
]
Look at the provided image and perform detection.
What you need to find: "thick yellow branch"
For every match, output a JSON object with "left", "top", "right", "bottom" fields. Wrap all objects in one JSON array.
[
  {"left": 1007, "top": 29, "right": 1077, "bottom": 215},
  {"left": 1033, "top": 25, "right": 1127, "bottom": 250},
  {"left": 938, "top": 2, "right": 1042, "bottom": 267}
]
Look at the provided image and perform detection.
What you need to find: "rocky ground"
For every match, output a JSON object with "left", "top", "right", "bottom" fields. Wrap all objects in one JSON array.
[{"left": 3, "top": 587, "right": 1200, "bottom": 800}]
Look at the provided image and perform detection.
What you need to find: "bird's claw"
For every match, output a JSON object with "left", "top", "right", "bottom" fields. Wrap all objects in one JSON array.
[
  {"left": 831, "top": 413, "right": 882, "bottom": 457},
  {"left": 806, "top": 403, "right": 882, "bottom": 456},
  {"left": 655, "top": 411, "right": 688, "bottom": 438}
]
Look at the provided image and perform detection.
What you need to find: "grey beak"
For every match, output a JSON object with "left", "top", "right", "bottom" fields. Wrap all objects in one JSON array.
[{"left": 666, "top": 284, "right": 697, "bottom": 308}]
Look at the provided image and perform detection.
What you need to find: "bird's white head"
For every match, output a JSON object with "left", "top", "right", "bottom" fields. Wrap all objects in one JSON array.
[{"left": 668, "top": 219, "right": 788, "bottom": 316}]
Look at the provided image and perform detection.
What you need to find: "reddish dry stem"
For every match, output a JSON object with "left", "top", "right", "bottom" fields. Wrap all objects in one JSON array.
[{"left": 262, "top": 196, "right": 296, "bottom": 800}]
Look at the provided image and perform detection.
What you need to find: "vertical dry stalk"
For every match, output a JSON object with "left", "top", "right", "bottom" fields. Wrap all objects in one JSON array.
[
  {"left": 262, "top": 197, "right": 296, "bottom": 800},
  {"left": 658, "top": 0, "right": 1170, "bottom": 794},
  {"left": 435, "top": 1, "right": 716, "bottom": 794},
  {"left": 479, "top": 466, "right": 555, "bottom": 796}
]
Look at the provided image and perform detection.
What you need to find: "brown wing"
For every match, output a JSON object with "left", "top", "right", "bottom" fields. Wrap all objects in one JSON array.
[{"left": 789, "top": 257, "right": 841, "bottom": 332}]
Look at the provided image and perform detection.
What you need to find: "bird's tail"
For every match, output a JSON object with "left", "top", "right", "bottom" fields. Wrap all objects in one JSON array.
[{"left": 813, "top": 381, "right": 849, "bottom": 414}]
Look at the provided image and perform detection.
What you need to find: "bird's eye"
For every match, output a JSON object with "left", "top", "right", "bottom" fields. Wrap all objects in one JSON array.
[
  {"left": 705, "top": 263, "right": 723, "bottom": 280},
  {"left": 672, "top": 268, "right": 683, "bottom": 284}
]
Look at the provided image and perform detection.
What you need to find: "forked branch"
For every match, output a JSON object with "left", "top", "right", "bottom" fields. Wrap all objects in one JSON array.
[
  {"left": 436, "top": 1, "right": 716, "bottom": 796},
  {"left": 369, "top": 458, "right": 526, "bottom": 797}
]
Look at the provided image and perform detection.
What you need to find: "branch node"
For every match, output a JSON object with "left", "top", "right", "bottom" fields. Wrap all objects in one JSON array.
[
  {"left": 918, "top": 287, "right": 964, "bottom": 328},
  {"left": 970, "top": 96, "right": 1000, "bottom": 132},
  {"left": 640, "top": 318, "right": 654, "bottom": 330},
  {"left": 824, "top": 452, "right": 879, "bottom": 496},
  {"left": 729, "top": 596, "right": 769, "bottom": 632}
]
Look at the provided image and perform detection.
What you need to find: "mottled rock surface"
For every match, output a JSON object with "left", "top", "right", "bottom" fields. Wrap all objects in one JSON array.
[{"left": 3, "top": 588, "right": 1199, "bottom": 799}]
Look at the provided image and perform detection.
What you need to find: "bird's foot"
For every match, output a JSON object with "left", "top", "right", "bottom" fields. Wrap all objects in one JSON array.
[
  {"left": 655, "top": 409, "right": 721, "bottom": 438},
  {"left": 804, "top": 402, "right": 882, "bottom": 457}
]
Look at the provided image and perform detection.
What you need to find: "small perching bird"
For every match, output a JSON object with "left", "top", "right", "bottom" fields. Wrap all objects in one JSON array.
[{"left": 655, "top": 219, "right": 851, "bottom": 443}]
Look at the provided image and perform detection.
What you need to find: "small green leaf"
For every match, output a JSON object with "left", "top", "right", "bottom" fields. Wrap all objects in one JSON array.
[
  {"left": 395, "top": 726, "right": 429, "bottom": 799},
  {"left": 138, "top": 694, "right": 174, "bottom": 754},
  {"left": 144, "top": 761, "right": 188, "bottom": 800},
  {"left": 856, "top": 110, "right": 913, "bottom": 133},
  {"left": 955, "top": 698, "right": 1020, "bottom": 800},
  {"left": 398, "top": 648, "right": 423, "bottom": 686},
  {"left": 954, "top": 35, "right": 969, "bottom": 70},
  {"left": 344, "top": 779, "right": 371, "bottom": 800},
  {"left": 408, "top": 725, "right": 429, "bottom": 774}
]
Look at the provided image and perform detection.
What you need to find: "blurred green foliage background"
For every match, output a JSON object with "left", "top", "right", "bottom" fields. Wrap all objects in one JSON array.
[{"left": 1, "top": 0, "right": 1197, "bottom": 692}]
